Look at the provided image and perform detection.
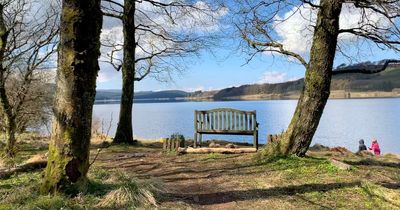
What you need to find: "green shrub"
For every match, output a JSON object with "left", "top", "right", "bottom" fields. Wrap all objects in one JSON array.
[{"left": 170, "top": 133, "right": 185, "bottom": 142}]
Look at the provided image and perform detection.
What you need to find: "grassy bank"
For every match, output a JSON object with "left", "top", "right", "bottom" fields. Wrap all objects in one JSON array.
[{"left": 1, "top": 138, "right": 400, "bottom": 209}]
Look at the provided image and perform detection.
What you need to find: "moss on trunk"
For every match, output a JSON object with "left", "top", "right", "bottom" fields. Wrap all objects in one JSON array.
[
  {"left": 4, "top": 117, "right": 16, "bottom": 157},
  {"left": 41, "top": 0, "right": 102, "bottom": 194}
]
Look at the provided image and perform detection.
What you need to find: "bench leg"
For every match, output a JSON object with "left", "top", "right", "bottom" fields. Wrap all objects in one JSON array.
[
  {"left": 199, "top": 133, "right": 202, "bottom": 147},
  {"left": 253, "top": 131, "right": 258, "bottom": 150},
  {"left": 194, "top": 133, "right": 197, "bottom": 148}
]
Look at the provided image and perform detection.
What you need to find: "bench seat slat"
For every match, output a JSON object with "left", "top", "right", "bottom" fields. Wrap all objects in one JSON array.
[{"left": 198, "top": 130, "right": 255, "bottom": 135}]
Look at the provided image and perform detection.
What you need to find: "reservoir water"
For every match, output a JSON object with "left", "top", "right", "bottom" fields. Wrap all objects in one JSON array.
[{"left": 93, "top": 98, "right": 400, "bottom": 154}]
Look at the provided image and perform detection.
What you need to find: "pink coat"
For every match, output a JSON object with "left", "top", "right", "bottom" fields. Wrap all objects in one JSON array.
[{"left": 369, "top": 142, "right": 381, "bottom": 155}]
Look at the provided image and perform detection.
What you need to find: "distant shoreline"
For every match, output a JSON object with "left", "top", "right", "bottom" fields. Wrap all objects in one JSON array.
[{"left": 94, "top": 90, "right": 400, "bottom": 104}]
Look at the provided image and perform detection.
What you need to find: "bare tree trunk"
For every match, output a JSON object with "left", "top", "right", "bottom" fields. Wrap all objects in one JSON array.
[
  {"left": 41, "top": 0, "right": 102, "bottom": 194},
  {"left": 4, "top": 116, "right": 16, "bottom": 157},
  {"left": 0, "top": 79, "right": 16, "bottom": 157},
  {"left": 280, "top": 0, "right": 343, "bottom": 157},
  {"left": 0, "top": 3, "right": 14, "bottom": 157},
  {"left": 113, "top": 0, "right": 136, "bottom": 144}
]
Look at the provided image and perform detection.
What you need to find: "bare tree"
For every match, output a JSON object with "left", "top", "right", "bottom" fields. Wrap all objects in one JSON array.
[
  {"left": 235, "top": 0, "right": 400, "bottom": 157},
  {"left": 101, "top": 0, "right": 225, "bottom": 144},
  {"left": 0, "top": 0, "right": 58, "bottom": 157},
  {"left": 2, "top": 71, "right": 54, "bottom": 133},
  {"left": 41, "top": 0, "right": 102, "bottom": 194}
]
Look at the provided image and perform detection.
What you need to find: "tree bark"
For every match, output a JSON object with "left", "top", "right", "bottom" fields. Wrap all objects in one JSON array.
[
  {"left": 41, "top": 0, "right": 102, "bottom": 194},
  {"left": 113, "top": 0, "right": 136, "bottom": 144},
  {"left": 279, "top": 0, "right": 343, "bottom": 157},
  {"left": 4, "top": 116, "right": 16, "bottom": 157},
  {"left": 0, "top": 3, "right": 15, "bottom": 157}
]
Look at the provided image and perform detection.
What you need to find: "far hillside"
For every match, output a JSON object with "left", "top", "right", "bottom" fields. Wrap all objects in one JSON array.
[
  {"left": 96, "top": 65, "right": 400, "bottom": 101},
  {"left": 95, "top": 90, "right": 189, "bottom": 101},
  {"left": 209, "top": 66, "right": 400, "bottom": 100}
]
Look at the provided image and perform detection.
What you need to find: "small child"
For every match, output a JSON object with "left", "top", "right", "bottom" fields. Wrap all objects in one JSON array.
[
  {"left": 369, "top": 138, "right": 381, "bottom": 155},
  {"left": 357, "top": 139, "right": 367, "bottom": 153}
]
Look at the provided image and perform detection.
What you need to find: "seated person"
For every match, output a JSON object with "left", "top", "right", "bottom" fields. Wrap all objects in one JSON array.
[
  {"left": 369, "top": 138, "right": 381, "bottom": 155},
  {"left": 357, "top": 139, "right": 367, "bottom": 153}
]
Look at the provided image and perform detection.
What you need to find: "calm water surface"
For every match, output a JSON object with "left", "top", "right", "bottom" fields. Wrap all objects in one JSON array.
[{"left": 93, "top": 98, "right": 400, "bottom": 154}]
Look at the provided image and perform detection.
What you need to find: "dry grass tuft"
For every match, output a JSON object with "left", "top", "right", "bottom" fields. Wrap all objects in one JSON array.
[
  {"left": 97, "top": 186, "right": 157, "bottom": 208},
  {"left": 96, "top": 172, "right": 160, "bottom": 209}
]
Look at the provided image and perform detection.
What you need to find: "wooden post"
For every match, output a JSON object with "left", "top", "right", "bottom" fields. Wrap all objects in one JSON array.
[
  {"left": 267, "top": 134, "right": 273, "bottom": 144},
  {"left": 165, "top": 138, "right": 169, "bottom": 151},
  {"left": 170, "top": 138, "right": 174, "bottom": 151},
  {"left": 194, "top": 111, "right": 197, "bottom": 148},
  {"left": 254, "top": 122, "right": 259, "bottom": 150},
  {"left": 163, "top": 138, "right": 167, "bottom": 151},
  {"left": 175, "top": 139, "right": 180, "bottom": 151},
  {"left": 179, "top": 138, "right": 185, "bottom": 147}
]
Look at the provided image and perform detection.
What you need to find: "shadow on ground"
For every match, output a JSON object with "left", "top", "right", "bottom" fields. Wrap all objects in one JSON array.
[{"left": 159, "top": 182, "right": 362, "bottom": 205}]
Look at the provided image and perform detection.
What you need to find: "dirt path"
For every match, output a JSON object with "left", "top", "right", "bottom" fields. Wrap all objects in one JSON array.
[
  {"left": 96, "top": 148, "right": 277, "bottom": 209},
  {"left": 94, "top": 146, "right": 400, "bottom": 209}
]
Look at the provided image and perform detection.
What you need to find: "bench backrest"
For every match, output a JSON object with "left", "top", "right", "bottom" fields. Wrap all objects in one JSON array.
[{"left": 195, "top": 108, "right": 257, "bottom": 132}]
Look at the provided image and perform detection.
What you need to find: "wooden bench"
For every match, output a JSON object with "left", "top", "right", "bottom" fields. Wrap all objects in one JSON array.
[{"left": 194, "top": 108, "right": 259, "bottom": 149}]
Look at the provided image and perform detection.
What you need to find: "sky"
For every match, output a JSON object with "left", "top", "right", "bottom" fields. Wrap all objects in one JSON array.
[{"left": 96, "top": 1, "right": 399, "bottom": 92}]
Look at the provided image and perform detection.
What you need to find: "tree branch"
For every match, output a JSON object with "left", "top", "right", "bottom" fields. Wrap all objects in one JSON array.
[{"left": 332, "top": 59, "right": 400, "bottom": 75}]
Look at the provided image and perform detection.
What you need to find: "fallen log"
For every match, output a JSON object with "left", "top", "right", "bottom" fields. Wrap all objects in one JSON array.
[
  {"left": 0, "top": 160, "right": 47, "bottom": 179},
  {"left": 177, "top": 147, "right": 257, "bottom": 154}
]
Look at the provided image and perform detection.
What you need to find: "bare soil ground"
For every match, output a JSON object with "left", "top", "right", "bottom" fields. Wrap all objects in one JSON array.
[
  {"left": 93, "top": 143, "right": 400, "bottom": 210},
  {"left": 1, "top": 137, "right": 399, "bottom": 209}
]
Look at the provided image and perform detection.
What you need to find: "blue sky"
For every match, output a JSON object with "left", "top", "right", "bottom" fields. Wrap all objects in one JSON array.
[
  {"left": 96, "top": 1, "right": 399, "bottom": 92},
  {"left": 96, "top": 48, "right": 307, "bottom": 91},
  {"left": 96, "top": 47, "right": 397, "bottom": 92}
]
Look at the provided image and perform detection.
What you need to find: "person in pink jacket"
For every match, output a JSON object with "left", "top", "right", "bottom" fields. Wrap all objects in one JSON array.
[{"left": 369, "top": 138, "right": 381, "bottom": 155}]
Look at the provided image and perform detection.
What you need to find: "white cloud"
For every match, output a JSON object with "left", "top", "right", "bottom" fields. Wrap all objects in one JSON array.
[
  {"left": 273, "top": 2, "right": 391, "bottom": 55},
  {"left": 258, "top": 71, "right": 300, "bottom": 84},
  {"left": 274, "top": 4, "right": 316, "bottom": 55},
  {"left": 97, "top": 63, "right": 121, "bottom": 83},
  {"left": 97, "top": 72, "right": 111, "bottom": 83}
]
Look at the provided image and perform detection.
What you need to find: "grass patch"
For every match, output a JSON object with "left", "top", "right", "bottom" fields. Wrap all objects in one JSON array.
[
  {"left": 206, "top": 153, "right": 224, "bottom": 159},
  {"left": 257, "top": 155, "right": 343, "bottom": 183},
  {"left": 298, "top": 181, "right": 400, "bottom": 209},
  {"left": 0, "top": 167, "right": 161, "bottom": 209},
  {"left": 2, "top": 139, "right": 400, "bottom": 209},
  {"left": 0, "top": 133, "right": 48, "bottom": 167}
]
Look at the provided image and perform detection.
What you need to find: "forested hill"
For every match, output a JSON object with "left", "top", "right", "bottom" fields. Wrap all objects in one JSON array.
[
  {"left": 95, "top": 90, "right": 189, "bottom": 101},
  {"left": 95, "top": 67, "right": 400, "bottom": 101},
  {"left": 210, "top": 66, "right": 400, "bottom": 100}
]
